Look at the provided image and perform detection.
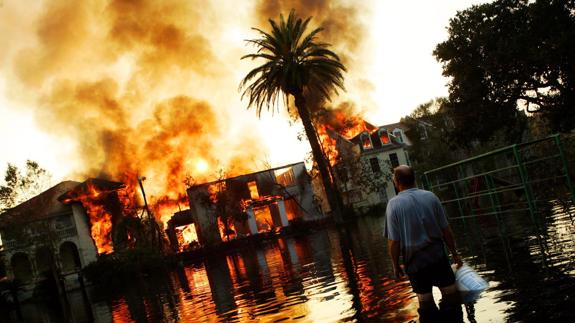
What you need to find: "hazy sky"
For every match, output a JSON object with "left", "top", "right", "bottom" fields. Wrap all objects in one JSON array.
[{"left": 0, "top": 0, "right": 490, "bottom": 185}]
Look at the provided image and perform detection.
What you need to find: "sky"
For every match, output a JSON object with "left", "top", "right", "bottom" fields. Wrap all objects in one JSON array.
[{"left": 0, "top": 0, "right": 491, "bottom": 187}]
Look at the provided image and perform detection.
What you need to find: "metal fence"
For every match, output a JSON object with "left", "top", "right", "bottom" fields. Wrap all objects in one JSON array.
[{"left": 422, "top": 134, "right": 575, "bottom": 225}]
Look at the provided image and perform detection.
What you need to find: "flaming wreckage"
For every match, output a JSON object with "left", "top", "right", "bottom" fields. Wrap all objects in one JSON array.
[{"left": 0, "top": 120, "right": 410, "bottom": 292}]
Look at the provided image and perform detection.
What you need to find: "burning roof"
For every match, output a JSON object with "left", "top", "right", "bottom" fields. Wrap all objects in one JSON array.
[
  {"left": 58, "top": 178, "right": 125, "bottom": 203},
  {"left": 0, "top": 178, "right": 131, "bottom": 255}
]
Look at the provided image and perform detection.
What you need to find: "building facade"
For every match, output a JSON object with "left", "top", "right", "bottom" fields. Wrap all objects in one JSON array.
[
  {"left": 333, "top": 125, "right": 410, "bottom": 213},
  {"left": 0, "top": 181, "right": 99, "bottom": 295},
  {"left": 170, "top": 162, "right": 323, "bottom": 250}
]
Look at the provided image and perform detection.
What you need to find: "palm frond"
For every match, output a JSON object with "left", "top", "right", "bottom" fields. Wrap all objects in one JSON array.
[{"left": 240, "top": 10, "right": 347, "bottom": 116}]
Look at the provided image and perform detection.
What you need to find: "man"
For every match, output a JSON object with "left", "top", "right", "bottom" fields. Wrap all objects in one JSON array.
[{"left": 384, "top": 165, "right": 463, "bottom": 322}]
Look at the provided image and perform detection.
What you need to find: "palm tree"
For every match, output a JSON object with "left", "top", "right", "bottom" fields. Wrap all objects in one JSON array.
[{"left": 240, "top": 10, "right": 346, "bottom": 222}]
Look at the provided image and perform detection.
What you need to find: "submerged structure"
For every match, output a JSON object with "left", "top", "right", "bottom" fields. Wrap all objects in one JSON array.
[
  {"left": 0, "top": 181, "right": 96, "bottom": 293},
  {"left": 167, "top": 162, "right": 323, "bottom": 251},
  {"left": 0, "top": 178, "right": 130, "bottom": 294}
]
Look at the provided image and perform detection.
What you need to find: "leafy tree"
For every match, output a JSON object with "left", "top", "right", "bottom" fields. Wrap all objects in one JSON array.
[
  {"left": 402, "top": 98, "right": 532, "bottom": 177},
  {"left": 400, "top": 99, "right": 459, "bottom": 174},
  {"left": 240, "top": 10, "right": 347, "bottom": 221},
  {"left": 0, "top": 160, "right": 52, "bottom": 212},
  {"left": 332, "top": 138, "right": 393, "bottom": 213},
  {"left": 434, "top": 0, "right": 574, "bottom": 145}
]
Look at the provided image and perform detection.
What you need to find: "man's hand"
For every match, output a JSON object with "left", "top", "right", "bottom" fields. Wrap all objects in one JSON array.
[
  {"left": 452, "top": 253, "right": 463, "bottom": 269},
  {"left": 393, "top": 264, "right": 405, "bottom": 280}
]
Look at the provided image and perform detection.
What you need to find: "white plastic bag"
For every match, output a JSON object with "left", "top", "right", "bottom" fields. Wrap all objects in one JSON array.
[{"left": 451, "top": 263, "right": 489, "bottom": 293}]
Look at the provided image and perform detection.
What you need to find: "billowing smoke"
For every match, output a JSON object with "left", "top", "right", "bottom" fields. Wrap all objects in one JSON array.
[
  {"left": 255, "top": 0, "right": 374, "bottom": 126},
  {"left": 3, "top": 0, "right": 269, "bottom": 223},
  {"left": 255, "top": 0, "right": 365, "bottom": 65},
  {"left": 1, "top": 0, "right": 376, "bottom": 224}
]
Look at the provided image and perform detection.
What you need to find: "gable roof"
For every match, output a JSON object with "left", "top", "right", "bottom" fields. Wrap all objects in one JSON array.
[{"left": 0, "top": 181, "right": 80, "bottom": 227}]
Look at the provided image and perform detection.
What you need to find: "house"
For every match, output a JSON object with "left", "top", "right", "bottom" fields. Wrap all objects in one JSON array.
[
  {"left": 331, "top": 124, "right": 410, "bottom": 213},
  {"left": 0, "top": 178, "right": 127, "bottom": 295},
  {"left": 170, "top": 162, "right": 323, "bottom": 250},
  {"left": 379, "top": 119, "right": 434, "bottom": 147},
  {"left": 377, "top": 122, "right": 412, "bottom": 145},
  {"left": 0, "top": 181, "right": 98, "bottom": 295}
]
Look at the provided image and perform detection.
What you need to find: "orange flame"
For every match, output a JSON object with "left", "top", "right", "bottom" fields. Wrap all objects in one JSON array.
[
  {"left": 60, "top": 178, "right": 135, "bottom": 255},
  {"left": 176, "top": 223, "right": 199, "bottom": 251},
  {"left": 86, "top": 204, "right": 114, "bottom": 254},
  {"left": 316, "top": 110, "right": 375, "bottom": 166}
]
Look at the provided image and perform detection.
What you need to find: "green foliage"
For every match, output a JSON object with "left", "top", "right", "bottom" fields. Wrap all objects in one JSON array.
[
  {"left": 401, "top": 99, "right": 459, "bottom": 174},
  {"left": 434, "top": 0, "right": 574, "bottom": 144},
  {"left": 240, "top": 10, "right": 347, "bottom": 220},
  {"left": 239, "top": 10, "right": 346, "bottom": 115},
  {"left": 0, "top": 160, "right": 51, "bottom": 212},
  {"left": 335, "top": 146, "right": 392, "bottom": 209}
]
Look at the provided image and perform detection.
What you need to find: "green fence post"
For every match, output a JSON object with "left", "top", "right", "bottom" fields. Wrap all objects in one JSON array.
[
  {"left": 512, "top": 144, "right": 538, "bottom": 226},
  {"left": 452, "top": 181, "right": 466, "bottom": 225},
  {"left": 554, "top": 134, "right": 575, "bottom": 204}
]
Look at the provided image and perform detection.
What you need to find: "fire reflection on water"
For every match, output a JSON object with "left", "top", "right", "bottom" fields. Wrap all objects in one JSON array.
[
  {"left": 122, "top": 225, "right": 418, "bottom": 322},
  {"left": 12, "top": 204, "right": 575, "bottom": 321}
]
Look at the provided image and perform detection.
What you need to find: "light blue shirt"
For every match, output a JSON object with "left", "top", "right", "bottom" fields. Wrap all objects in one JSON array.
[{"left": 384, "top": 188, "right": 449, "bottom": 273}]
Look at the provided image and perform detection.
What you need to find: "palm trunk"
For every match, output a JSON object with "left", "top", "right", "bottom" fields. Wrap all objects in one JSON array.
[{"left": 294, "top": 93, "right": 345, "bottom": 223}]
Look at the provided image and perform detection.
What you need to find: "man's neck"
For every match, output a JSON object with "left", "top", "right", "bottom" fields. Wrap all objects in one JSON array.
[{"left": 398, "top": 185, "right": 416, "bottom": 193}]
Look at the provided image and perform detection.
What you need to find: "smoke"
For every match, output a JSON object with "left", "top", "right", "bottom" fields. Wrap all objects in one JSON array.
[
  {"left": 1, "top": 0, "right": 267, "bottom": 223},
  {"left": 255, "top": 0, "right": 375, "bottom": 123},
  {"left": 255, "top": 0, "right": 365, "bottom": 65},
  {"left": 0, "top": 0, "right": 377, "bottom": 223}
]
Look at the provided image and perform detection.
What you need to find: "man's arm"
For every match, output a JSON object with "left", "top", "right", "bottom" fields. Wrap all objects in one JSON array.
[
  {"left": 387, "top": 239, "right": 404, "bottom": 279},
  {"left": 442, "top": 225, "right": 462, "bottom": 268}
]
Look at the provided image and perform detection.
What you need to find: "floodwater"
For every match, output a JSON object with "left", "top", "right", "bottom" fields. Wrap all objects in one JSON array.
[{"left": 7, "top": 200, "right": 575, "bottom": 322}]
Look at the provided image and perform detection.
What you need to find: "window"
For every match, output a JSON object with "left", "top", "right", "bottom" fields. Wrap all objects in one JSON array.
[
  {"left": 418, "top": 124, "right": 428, "bottom": 140},
  {"left": 247, "top": 181, "right": 259, "bottom": 199},
  {"left": 393, "top": 129, "right": 404, "bottom": 143},
  {"left": 389, "top": 153, "right": 399, "bottom": 168},
  {"left": 361, "top": 133, "right": 373, "bottom": 149},
  {"left": 60, "top": 241, "right": 82, "bottom": 273},
  {"left": 275, "top": 168, "right": 296, "bottom": 187},
  {"left": 370, "top": 157, "right": 381, "bottom": 173},
  {"left": 54, "top": 214, "right": 73, "bottom": 230},
  {"left": 284, "top": 199, "right": 302, "bottom": 221},
  {"left": 379, "top": 129, "right": 390, "bottom": 145}
]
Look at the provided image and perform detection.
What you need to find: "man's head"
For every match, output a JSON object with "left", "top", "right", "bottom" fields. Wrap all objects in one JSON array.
[{"left": 393, "top": 165, "right": 415, "bottom": 192}]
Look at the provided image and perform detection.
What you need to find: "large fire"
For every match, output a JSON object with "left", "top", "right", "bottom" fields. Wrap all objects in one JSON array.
[
  {"left": 315, "top": 107, "right": 376, "bottom": 166},
  {"left": 59, "top": 179, "right": 134, "bottom": 254},
  {"left": 0, "top": 0, "right": 379, "bottom": 255}
]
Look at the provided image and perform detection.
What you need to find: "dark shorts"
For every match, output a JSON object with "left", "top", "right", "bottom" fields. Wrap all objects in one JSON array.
[{"left": 407, "top": 254, "right": 455, "bottom": 294}]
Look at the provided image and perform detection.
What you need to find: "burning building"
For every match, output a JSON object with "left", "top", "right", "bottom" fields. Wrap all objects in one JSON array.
[
  {"left": 0, "top": 178, "right": 132, "bottom": 294},
  {"left": 326, "top": 122, "right": 410, "bottom": 214},
  {"left": 168, "top": 162, "right": 322, "bottom": 250}
]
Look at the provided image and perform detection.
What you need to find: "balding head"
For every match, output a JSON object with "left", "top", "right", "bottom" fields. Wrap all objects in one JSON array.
[{"left": 393, "top": 165, "right": 415, "bottom": 191}]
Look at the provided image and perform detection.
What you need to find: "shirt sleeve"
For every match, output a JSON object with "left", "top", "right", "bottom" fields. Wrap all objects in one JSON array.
[
  {"left": 434, "top": 195, "right": 449, "bottom": 229},
  {"left": 384, "top": 201, "right": 400, "bottom": 241}
]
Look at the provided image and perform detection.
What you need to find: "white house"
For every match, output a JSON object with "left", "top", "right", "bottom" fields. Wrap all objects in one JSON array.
[{"left": 332, "top": 125, "right": 410, "bottom": 214}]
